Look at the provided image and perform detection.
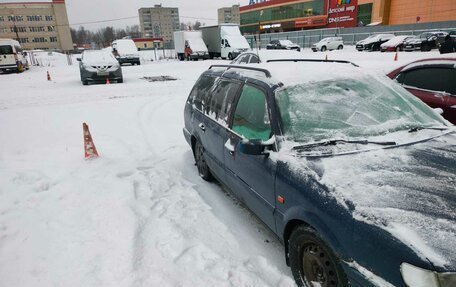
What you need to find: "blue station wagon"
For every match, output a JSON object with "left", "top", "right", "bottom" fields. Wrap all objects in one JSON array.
[{"left": 183, "top": 60, "right": 456, "bottom": 287}]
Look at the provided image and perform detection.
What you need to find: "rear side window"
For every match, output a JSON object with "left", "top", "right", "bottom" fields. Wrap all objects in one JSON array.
[
  {"left": 188, "top": 75, "right": 217, "bottom": 111},
  {"left": 0, "top": 45, "right": 13, "bottom": 55},
  {"left": 239, "top": 55, "right": 250, "bottom": 64},
  {"left": 232, "top": 85, "right": 271, "bottom": 141},
  {"left": 249, "top": 55, "right": 260, "bottom": 64},
  {"left": 397, "top": 68, "right": 456, "bottom": 95},
  {"left": 207, "top": 80, "right": 241, "bottom": 125}
]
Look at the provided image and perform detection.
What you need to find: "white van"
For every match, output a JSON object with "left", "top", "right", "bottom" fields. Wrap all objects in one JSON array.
[
  {"left": 0, "top": 39, "right": 28, "bottom": 73},
  {"left": 111, "top": 39, "right": 140, "bottom": 65}
]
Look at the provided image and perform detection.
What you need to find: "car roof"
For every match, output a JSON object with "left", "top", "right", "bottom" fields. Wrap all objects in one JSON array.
[
  {"left": 400, "top": 58, "right": 456, "bottom": 72},
  {"left": 207, "top": 61, "right": 362, "bottom": 88},
  {"left": 235, "top": 50, "right": 305, "bottom": 62}
]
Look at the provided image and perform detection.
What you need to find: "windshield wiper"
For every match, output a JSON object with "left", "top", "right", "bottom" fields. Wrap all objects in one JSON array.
[
  {"left": 292, "top": 139, "right": 397, "bottom": 151},
  {"left": 408, "top": 126, "right": 449, "bottom": 133}
]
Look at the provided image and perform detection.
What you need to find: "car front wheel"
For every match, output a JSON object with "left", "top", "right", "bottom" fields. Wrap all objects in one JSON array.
[
  {"left": 289, "top": 225, "right": 348, "bottom": 287},
  {"left": 337, "top": 45, "right": 343, "bottom": 50},
  {"left": 194, "top": 140, "right": 212, "bottom": 181},
  {"left": 321, "top": 46, "right": 327, "bottom": 52}
]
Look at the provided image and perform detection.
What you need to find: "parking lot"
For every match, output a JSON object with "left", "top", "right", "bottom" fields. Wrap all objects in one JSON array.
[{"left": 0, "top": 48, "right": 454, "bottom": 286}]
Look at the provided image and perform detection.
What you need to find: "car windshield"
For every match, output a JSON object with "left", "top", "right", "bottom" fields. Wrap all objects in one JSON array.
[
  {"left": 275, "top": 76, "right": 447, "bottom": 142},
  {"left": 0, "top": 45, "right": 13, "bottom": 55},
  {"left": 83, "top": 51, "right": 115, "bottom": 62}
]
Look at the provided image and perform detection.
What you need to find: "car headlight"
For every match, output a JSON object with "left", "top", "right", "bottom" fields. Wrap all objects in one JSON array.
[{"left": 401, "top": 263, "right": 456, "bottom": 287}]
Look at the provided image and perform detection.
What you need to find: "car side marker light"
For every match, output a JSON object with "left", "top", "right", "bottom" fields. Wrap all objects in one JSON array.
[{"left": 278, "top": 196, "right": 285, "bottom": 204}]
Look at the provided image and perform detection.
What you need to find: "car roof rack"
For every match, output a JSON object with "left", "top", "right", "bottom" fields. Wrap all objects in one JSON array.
[
  {"left": 209, "top": 64, "right": 272, "bottom": 78},
  {"left": 266, "top": 59, "right": 360, "bottom": 67}
]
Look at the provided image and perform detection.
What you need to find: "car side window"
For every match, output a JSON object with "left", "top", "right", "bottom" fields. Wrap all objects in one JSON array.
[
  {"left": 397, "top": 68, "right": 456, "bottom": 95},
  {"left": 207, "top": 80, "right": 241, "bottom": 126},
  {"left": 232, "top": 85, "right": 271, "bottom": 141},
  {"left": 249, "top": 55, "right": 260, "bottom": 64},
  {"left": 189, "top": 75, "right": 217, "bottom": 111},
  {"left": 239, "top": 55, "right": 250, "bottom": 64}
]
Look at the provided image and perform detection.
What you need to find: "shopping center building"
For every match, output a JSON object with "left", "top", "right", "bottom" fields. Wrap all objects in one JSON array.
[{"left": 240, "top": 0, "right": 455, "bottom": 34}]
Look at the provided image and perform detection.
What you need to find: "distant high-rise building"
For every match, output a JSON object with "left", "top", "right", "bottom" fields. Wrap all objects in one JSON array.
[
  {"left": 139, "top": 5, "right": 180, "bottom": 47},
  {"left": 0, "top": 0, "right": 73, "bottom": 51},
  {"left": 218, "top": 5, "right": 240, "bottom": 24}
]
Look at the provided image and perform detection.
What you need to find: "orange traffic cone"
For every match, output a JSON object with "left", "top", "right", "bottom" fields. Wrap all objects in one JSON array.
[
  {"left": 394, "top": 52, "right": 398, "bottom": 61},
  {"left": 83, "top": 123, "right": 99, "bottom": 159},
  {"left": 47, "top": 71, "right": 51, "bottom": 81},
  {"left": 325, "top": 54, "right": 328, "bottom": 61},
  {"left": 106, "top": 78, "right": 110, "bottom": 85}
]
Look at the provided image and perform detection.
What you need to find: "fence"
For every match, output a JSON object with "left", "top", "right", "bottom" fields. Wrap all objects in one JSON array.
[{"left": 244, "top": 20, "right": 456, "bottom": 49}]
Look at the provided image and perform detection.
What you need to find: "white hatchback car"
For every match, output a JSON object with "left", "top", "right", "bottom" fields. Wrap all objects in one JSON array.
[{"left": 311, "top": 37, "right": 344, "bottom": 52}]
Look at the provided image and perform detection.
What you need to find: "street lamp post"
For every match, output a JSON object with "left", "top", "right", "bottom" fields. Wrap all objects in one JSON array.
[
  {"left": 11, "top": 14, "right": 20, "bottom": 41},
  {"left": 258, "top": 10, "right": 264, "bottom": 50}
]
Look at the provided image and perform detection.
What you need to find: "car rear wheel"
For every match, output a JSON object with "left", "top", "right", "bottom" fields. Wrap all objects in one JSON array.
[
  {"left": 118, "top": 78, "right": 123, "bottom": 83},
  {"left": 337, "top": 45, "right": 343, "bottom": 50},
  {"left": 289, "top": 225, "right": 348, "bottom": 287},
  {"left": 82, "top": 80, "right": 88, "bottom": 85},
  {"left": 228, "top": 53, "right": 233, "bottom": 60},
  {"left": 321, "top": 46, "right": 327, "bottom": 52},
  {"left": 194, "top": 140, "right": 212, "bottom": 181}
]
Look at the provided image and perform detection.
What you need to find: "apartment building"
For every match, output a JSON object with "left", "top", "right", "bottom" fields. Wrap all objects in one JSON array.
[
  {"left": 0, "top": 0, "right": 73, "bottom": 51},
  {"left": 139, "top": 5, "right": 180, "bottom": 47},
  {"left": 218, "top": 5, "right": 240, "bottom": 24}
]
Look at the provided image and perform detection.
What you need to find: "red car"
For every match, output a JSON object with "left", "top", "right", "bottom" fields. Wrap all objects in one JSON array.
[{"left": 387, "top": 58, "right": 456, "bottom": 124}]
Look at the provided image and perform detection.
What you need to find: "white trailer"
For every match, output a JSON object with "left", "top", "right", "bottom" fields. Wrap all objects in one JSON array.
[
  {"left": 200, "top": 24, "right": 250, "bottom": 60},
  {"left": 173, "top": 31, "right": 209, "bottom": 61}
]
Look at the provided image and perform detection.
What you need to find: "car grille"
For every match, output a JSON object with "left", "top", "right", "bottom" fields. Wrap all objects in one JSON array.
[{"left": 91, "top": 66, "right": 112, "bottom": 70}]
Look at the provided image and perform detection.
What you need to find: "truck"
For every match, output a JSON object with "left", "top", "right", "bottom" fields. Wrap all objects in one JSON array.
[
  {"left": 0, "top": 38, "right": 28, "bottom": 73},
  {"left": 173, "top": 31, "right": 209, "bottom": 61},
  {"left": 200, "top": 24, "right": 250, "bottom": 60},
  {"left": 111, "top": 39, "right": 140, "bottom": 65}
]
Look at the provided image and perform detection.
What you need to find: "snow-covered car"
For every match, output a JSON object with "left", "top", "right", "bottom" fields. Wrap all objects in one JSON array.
[
  {"left": 311, "top": 37, "right": 344, "bottom": 52},
  {"left": 356, "top": 34, "right": 395, "bottom": 51},
  {"left": 403, "top": 31, "right": 448, "bottom": 52},
  {"left": 231, "top": 50, "right": 305, "bottom": 64},
  {"left": 183, "top": 60, "right": 455, "bottom": 287},
  {"left": 266, "top": 40, "right": 301, "bottom": 51},
  {"left": 0, "top": 38, "right": 28, "bottom": 73},
  {"left": 111, "top": 39, "right": 140, "bottom": 65},
  {"left": 380, "top": 35, "right": 416, "bottom": 52},
  {"left": 387, "top": 58, "right": 456, "bottom": 124},
  {"left": 77, "top": 50, "right": 123, "bottom": 85}
]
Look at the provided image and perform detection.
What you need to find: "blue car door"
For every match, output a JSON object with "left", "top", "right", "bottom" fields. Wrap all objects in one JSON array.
[{"left": 223, "top": 83, "right": 277, "bottom": 230}]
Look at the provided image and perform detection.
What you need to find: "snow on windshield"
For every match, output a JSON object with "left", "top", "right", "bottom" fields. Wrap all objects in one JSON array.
[
  {"left": 83, "top": 51, "right": 116, "bottom": 64},
  {"left": 279, "top": 40, "right": 293, "bottom": 46},
  {"left": 275, "top": 76, "right": 446, "bottom": 142},
  {"left": 382, "top": 36, "right": 412, "bottom": 46}
]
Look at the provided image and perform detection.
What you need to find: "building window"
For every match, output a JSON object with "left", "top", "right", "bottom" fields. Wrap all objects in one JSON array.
[
  {"left": 8, "top": 15, "right": 24, "bottom": 22},
  {"left": 32, "top": 37, "right": 47, "bottom": 43},
  {"left": 45, "top": 15, "right": 54, "bottom": 21},
  {"left": 18, "top": 27, "right": 27, "bottom": 32},
  {"left": 48, "top": 26, "right": 55, "bottom": 32},
  {"left": 50, "top": 37, "right": 58, "bottom": 42},
  {"left": 19, "top": 38, "right": 29, "bottom": 44},
  {"left": 27, "top": 15, "right": 43, "bottom": 21},
  {"left": 0, "top": 16, "right": 4, "bottom": 22},
  {"left": 30, "top": 26, "right": 46, "bottom": 32},
  {"left": 357, "top": 3, "right": 373, "bottom": 26}
]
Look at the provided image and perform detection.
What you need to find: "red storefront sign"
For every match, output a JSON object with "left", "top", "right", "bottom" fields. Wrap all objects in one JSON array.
[{"left": 326, "top": 0, "right": 358, "bottom": 28}]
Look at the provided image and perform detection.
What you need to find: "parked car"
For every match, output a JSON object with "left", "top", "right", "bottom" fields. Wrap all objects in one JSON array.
[
  {"left": 266, "top": 40, "right": 301, "bottom": 51},
  {"left": 231, "top": 50, "right": 305, "bottom": 64},
  {"left": 201, "top": 24, "right": 250, "bottom": 60},
  {"left": 403, "top": 31, "right": 448, "bottom": 52},
  {"left": 111, "top": 39, "right": 140, "bottom": 65},
  {"left": 0, "top": 38, "right": 28, "bottom": 73},
  {"left": 174, "top": 31, "right": 209, "bottom": 61},
  {"left": 356, "top": 34, "right": 395, "bottom": 51},
  {"left": 311, "top": 37, "right": 344, "bottom": 52},
  {"left": 387, "top": 58, "right": 456, "bottom": 124},
  {"left": 77, "top": 50, "right": 123, "bottom": 85},
  {"left": 183, "top": 60, "right": 455, "bottom": 287},
  {"left": 380, "top": 35, "right": 416, "bottom": 52}
]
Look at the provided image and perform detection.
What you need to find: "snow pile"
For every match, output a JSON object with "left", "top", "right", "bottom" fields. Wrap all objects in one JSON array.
[{"left": 31, "top": 51, "right": 71, "bottom": 67}]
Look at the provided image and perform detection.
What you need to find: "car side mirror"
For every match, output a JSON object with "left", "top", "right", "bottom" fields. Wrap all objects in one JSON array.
[
  {"left": 239, "top": 139, "right": 273, "bottom": 156},
  {"left": 76, "top": 57, "right": 81, "bottom": 61}
]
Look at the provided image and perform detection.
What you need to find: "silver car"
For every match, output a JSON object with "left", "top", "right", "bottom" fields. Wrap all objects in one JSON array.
[{"left": 77, "top": 50, "right": 123, "bottom": 85}]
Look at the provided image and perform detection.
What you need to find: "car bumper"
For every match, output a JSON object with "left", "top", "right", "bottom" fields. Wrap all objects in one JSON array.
[
  {"left": 190, "top": 54, "right": 209, "bottom": 60},
  {"left": 356, "top": 45, "right": 364, "bottom": 51},
  {"left": 0, "top": 64, "right": 19, "bottom": 71},
  {"left": 403, "top": 45, "right": 420, "bottom": 51},
  {"left": 81, "top": 69, "right": 123, "bottom": 82},
  {"left": 183, "top": 127, "right": 191, "bottom": 146},
  {"left": 118, "top": 57, "right": 140, "bottom": 64}
]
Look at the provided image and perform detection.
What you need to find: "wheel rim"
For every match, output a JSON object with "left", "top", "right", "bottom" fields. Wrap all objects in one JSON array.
[
  {"left": 301, "top": 242, "right": 338, "bottom": 287},
  {"left": 195, "top": 143, "right": 208, "bottom": 177}
]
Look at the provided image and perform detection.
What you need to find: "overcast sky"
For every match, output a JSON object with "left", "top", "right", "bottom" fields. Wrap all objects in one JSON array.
[{"left": 1, "top": 0, "right": 252, "bottom": 30}]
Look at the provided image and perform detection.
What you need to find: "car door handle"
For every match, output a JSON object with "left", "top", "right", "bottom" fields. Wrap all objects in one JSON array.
[
  {"left": 198, "top": 123, "right": 205, "bottom": 132},
  {"left": 225, "top": 139, "right": 235, "bottom": 156}
]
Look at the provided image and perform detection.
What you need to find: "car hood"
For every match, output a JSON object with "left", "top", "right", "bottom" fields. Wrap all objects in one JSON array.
[
  {"left": 405, "top": 38, "right": 422, "bottom": 44},
  {"left": 313, "top": 133, "right": 456, "bottom": 270}
]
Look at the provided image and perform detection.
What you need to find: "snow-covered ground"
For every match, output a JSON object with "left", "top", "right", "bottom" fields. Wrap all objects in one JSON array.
[{"left": 0, "top": 47, "right": 453, "bottom": 287}]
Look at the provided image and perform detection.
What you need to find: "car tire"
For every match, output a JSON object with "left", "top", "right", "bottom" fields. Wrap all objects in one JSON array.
[
  {"left": 289, "top": 225, "right": 348, "bottom": 287},
  {"left": 396, "top": 46, "right": 401, "bottom": 52},
  {"left": 82, "top": 80, "right": 88, "bottom": 86},
  {"left": 194, "top": 140, "right": 212, "bottom": 181},
  {"left": 228, "top": 53, "right": 233, "bottom": 60},
  {"left": 337, "top": 45, "right": 343, "bottom": 50},
  {"left": 321, "top": 46, "right": 327, "bottom": 52},
  {"left": 118, "top": 78, "right": 123, "bottom": 83}
]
